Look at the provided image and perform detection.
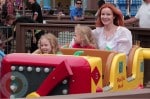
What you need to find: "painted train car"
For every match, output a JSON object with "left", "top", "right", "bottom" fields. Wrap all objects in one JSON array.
[{"left": 0, "top": 46, "right": 150, "bottom": 98}]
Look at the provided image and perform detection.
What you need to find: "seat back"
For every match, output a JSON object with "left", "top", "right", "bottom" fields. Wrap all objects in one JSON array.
[
  {"left": 103, "top": 53, "right": 116, "bottom": 86},
  {"left": 60, "top": 48, "right": 117, "bottom": 86},
  {"left": 127, "top": 45, "right": 139, "bottom": 77}
]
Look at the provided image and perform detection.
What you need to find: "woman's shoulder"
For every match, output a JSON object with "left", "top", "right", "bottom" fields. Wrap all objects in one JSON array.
[
  {"left": 117, "top": 26, "right": 131, "bottom": 33},
  {"left": 116, "top": 26, "right": 132, "bottom": 40},
  {"left": 95, "top": 27, "right": 104, "bottom": 30},
  {"left": 92, "top": 27, "right": 103, "bottom": 34}
]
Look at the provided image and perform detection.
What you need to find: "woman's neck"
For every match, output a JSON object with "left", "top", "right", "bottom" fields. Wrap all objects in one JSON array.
[
  {"left": 104, "top": 24, "right": 117, "bottom": 31},
  {"left": 103, "top": 24, "right": 118, "bottom": 39}
]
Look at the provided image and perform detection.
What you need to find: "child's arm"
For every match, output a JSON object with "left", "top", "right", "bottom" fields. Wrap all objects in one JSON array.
[
  {"left": 32, "top": 49, "right": 41, "bottom": 54},
  {"left": 68, "top": 38, "right": 75, "bottom": 48}
]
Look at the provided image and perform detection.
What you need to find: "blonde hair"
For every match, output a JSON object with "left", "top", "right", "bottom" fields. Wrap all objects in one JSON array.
[
  {"left": 35, "top": 33, "right": 59, "bottom": 54},
  {"left": 75, "top": 24, "right": 97, "bottom": 48}
]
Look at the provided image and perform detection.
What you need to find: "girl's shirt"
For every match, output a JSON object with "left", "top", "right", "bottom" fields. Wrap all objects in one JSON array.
[
  {"left": 72, "top": 43, "right": 96, "bottom": 49},
  {"left": 92, "top": 26, "right": 132, "bottom": 55}
]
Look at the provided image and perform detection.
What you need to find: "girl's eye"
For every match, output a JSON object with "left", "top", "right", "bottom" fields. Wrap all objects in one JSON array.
[
  {"left": 101, "top": 13, "right": 104, "bottom": 15},
  {"left": 74, "top": 34, "right": 76, "bottom": 37},
  {"left": 107, "top": 13, "right": 111, "bottom": 16}
]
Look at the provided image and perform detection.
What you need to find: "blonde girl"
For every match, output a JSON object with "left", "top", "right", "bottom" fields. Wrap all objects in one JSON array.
[
  {"left": 33, "top": 33, "right": 60, "bottom": 54},
  {"left": 72, "top": 24, "right": 97, "bottom": 49}
]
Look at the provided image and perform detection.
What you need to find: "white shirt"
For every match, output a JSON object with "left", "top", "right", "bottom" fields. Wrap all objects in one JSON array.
[
  {"left": 135, "top": 2, "right": 150, "bottom": 28},
  {"left": 92, "top": 26, "right": 132, "bottom": 55}
]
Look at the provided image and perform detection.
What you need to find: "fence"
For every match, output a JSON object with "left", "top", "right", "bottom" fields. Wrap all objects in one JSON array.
[
  {"left": 0, "top": 26, "right": 15, "bottom": 54},
  {"left": 45, "top": 20, "right": 95, "bottom": 25},
  {"left": 15, "top": 23, "right": 150, "bottom": 52},
  {"left": 0, "top": 23, "right": 149, "bottom": 54},
  {"left": 43, "top": 15, "right": 96, "bottom": 21}
]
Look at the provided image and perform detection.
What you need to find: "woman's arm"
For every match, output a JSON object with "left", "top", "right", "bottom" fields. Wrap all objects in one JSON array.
[{"left": 116, "top": 28, "right": 132, "bottom": 55}]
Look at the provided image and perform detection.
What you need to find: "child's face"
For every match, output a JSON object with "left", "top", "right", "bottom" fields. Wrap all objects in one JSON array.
[
  {"left": 40, "top": 38, "right": 52, "bottom": 54},
  {"left": 8, "top": 19, "right": 15, "bottom": 25},
  {"left": 74, "top": 32, "right": 82, "bottom": 44}
]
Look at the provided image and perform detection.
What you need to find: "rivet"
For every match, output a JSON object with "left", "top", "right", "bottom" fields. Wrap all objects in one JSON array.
[
  {"left": 27, "top": 67, "right": 32, "bottom": 72},
  {"left": 19, "top": 66, "right": 24, "bottom": 71}
]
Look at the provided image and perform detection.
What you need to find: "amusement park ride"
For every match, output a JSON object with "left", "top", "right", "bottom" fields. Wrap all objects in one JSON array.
[{"left": 0, "top": 46, "right": 150, "bottom": 98}]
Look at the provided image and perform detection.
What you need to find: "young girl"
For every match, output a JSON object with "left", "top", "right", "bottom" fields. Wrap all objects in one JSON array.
[
  {"left": 71, "top": 24, "right": 97, "bottom": 49},
  {"left": 32, "top": 33, "right": 60, "bottom": 54}
]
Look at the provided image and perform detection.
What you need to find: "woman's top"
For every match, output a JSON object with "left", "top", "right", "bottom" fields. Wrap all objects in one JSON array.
[{"left": 92, "top": 26, "right": 132, "bottom": 55}]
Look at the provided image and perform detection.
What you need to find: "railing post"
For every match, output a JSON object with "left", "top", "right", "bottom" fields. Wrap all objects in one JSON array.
[{"left": 16, "top": 23, "right": 26, "bottom": 53}]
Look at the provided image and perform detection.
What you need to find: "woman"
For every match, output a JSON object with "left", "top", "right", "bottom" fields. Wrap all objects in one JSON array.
[{"left": 92, "top": 3, "right": 132, "bottom": 55}]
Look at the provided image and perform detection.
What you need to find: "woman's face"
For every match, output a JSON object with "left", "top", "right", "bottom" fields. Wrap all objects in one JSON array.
[
  {"left": 8, "top": 19, "right": 15, "bottom": 25},
  {"left": 40, "top": 38, "right": 52, "bottom": 54},
  {"left": 100, "top": 7, "right": 114, "bottom": 26}
]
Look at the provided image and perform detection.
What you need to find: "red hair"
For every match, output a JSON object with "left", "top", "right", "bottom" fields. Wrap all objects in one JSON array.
[{"left": 96, "top": 3, "right": 124, "bottom": 27}]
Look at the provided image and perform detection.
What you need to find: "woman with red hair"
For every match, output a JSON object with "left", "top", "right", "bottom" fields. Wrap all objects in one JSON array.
[
  {"left": 69, "top": 3, "right": 132, "bottom": 55},
  {"left": 92, "top": 3, "right": 132, "bottom": 55}
]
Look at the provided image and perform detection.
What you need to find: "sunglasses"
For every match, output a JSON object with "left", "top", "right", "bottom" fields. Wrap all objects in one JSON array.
[{"left": 76, "top": 2, "right": 82, "bottom": 5}]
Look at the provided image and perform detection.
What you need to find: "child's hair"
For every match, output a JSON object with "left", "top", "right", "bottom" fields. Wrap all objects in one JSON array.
[
  {"left": 38, "top": 33, "right": 59, "bottom": 54},
  {"left": 5, "top": 14, "right": 15, "bottom": 22},
  {"left": 75, "top": 24, "right": 97, "bottom": 48}
]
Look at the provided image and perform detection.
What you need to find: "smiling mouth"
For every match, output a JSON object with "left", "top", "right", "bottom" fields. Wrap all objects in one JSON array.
[
  {"left": 42, "top": 50, "right": 48, "bottom": 52},
  {"left": 102, "top": 18, "right": 109, "bottom": 21},
  {"left": 43, "top": 50, "right": 48, "bottom": 52}
]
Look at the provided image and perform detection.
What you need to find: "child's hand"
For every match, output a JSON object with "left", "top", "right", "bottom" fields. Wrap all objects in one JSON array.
[{"left": 61, "top": 43, "right": 69, "bottom": 48}]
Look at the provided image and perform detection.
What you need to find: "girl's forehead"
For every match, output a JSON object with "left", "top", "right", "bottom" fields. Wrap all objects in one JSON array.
[
  {"left": 75, "top": 31, "right": 81, "bottom": 35},
  {"left": 40, "top": 38, "right": 49, "bottom": 42},
  {"left": 75, "top": 30, "right": 79, "bottom": 33}
]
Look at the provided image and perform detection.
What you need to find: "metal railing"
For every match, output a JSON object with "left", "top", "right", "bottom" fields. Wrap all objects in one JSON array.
[{"left": 0, "top": 26, "right": 15, "bottom": 54}]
